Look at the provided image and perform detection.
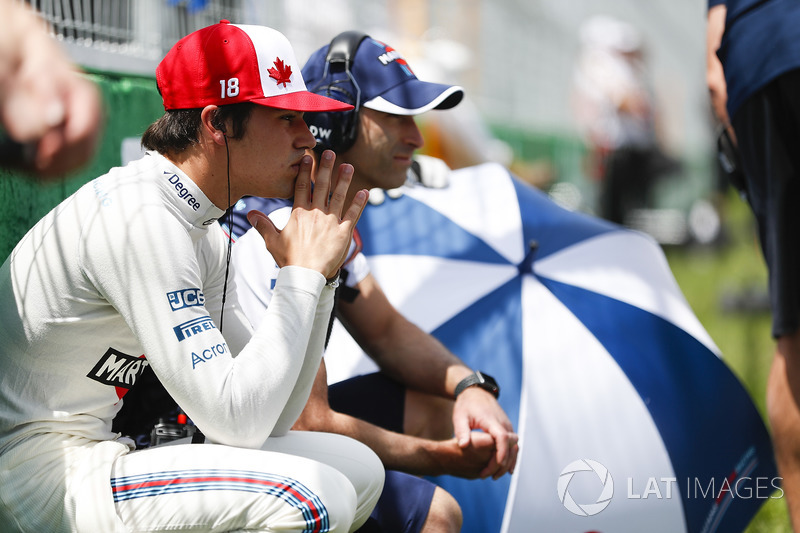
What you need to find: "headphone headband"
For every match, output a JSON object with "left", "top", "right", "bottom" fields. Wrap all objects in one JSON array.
[
  {"left": 308, "top": 31, "right": 370, "bottom": 153},
  {"left": 325, "top": 30, "right": 369, "bottom": 69}
]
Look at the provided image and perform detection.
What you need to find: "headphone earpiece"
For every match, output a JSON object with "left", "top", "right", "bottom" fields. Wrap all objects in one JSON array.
[
  {"left": 306, "top": 31, "right": 369, "bottom": 153},
  {"left": 213, "top": 112, "right": 227, "bottom": 135}
]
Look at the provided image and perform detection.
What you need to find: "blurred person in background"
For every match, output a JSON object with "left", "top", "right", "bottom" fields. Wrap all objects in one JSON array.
[
  {"left": 707, "top": 0, "right": 800, "bottom": 527},
  {"left": 572, "top": 15, "right": 679, "bottom": 224},
  {"left": 0, "top": 0, "right": 102, "bottom": 177}
]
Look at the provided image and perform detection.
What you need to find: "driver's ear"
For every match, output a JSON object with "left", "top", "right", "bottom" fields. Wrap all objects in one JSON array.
[{"left": 201, "top": 105, "right": 227, "bottom": 145}]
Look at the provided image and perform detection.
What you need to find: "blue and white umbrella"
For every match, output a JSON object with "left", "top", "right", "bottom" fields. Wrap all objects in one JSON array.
[{"left": 324, "top": 162, "right": 777, "bottom": 532}]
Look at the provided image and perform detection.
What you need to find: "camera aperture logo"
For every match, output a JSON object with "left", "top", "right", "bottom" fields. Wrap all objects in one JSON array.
[{"left": 558, "top": 459, "right": 614, "bottom": 516}]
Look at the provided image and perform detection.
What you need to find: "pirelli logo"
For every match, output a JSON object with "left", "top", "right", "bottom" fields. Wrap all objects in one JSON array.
[
  {"left": 87, "top": 348, "right": 149, "bottom": 389},
  {"left": 174, "top": 315, "right": 217, "bottom": 342}
]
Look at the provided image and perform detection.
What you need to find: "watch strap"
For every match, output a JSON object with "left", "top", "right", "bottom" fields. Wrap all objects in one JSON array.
[{"left": 454, "top": 371, "right": 500, "bottom": 399}]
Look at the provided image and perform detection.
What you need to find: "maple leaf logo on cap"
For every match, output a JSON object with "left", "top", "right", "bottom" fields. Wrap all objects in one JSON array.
[{"left": 268, "top": 57, "right": 292, "bottom": 87}]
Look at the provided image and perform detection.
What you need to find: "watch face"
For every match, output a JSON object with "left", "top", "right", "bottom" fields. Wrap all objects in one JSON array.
[
  {"left": 476, "top": 371, "right": 500, "bottom": 397},
  {"left": 477, "top": 371, "right": 497, "bottom": 386}
]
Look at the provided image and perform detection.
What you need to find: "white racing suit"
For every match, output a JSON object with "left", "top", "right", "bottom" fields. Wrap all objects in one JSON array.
[{"left": 0, "top": 151, "right": 383, "bottom": 532}]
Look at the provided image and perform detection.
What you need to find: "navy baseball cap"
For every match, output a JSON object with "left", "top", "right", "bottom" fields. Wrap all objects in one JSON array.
[{"left": 301, "top": 34, "right": 464, "bottom": 115}]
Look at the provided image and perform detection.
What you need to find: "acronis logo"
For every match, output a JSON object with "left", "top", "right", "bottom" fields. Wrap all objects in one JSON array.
[
  {"left": 167, "top": 288, "right": 205, "bottom": 311},
  {"left": 191, "top": 342, "right": 229, "bottom": 369},
  {"left": 174, "top": 316, "right": 217, "bottom": 341}
]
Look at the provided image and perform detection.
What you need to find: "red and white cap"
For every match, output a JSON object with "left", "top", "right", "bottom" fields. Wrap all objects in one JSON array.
[{"left": 156, "top": 20, "right": 354, "bottom": 112}]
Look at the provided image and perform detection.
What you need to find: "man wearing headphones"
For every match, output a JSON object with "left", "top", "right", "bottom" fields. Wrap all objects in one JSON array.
[{"left": 228, "top": 32, "right": 520, "bottom": 532}]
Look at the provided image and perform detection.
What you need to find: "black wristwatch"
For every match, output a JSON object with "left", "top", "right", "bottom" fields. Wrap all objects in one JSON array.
[{"left": 454, "top": 371, "right": 500, "bottom": 399}]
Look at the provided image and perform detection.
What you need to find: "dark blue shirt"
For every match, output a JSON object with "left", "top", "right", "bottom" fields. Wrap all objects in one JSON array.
[{"left": 710, "top": 0, "right": 800, "bottom": 117}]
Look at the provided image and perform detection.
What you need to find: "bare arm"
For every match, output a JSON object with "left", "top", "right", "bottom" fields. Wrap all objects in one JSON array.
[
  {"left": 292, "top": 358, "right": 497, "bottom": 478},
  {"left": 707, "top": 4, "right": 735, "bottom": 141},
  {"left": 336, "top": 273, "right": 519, "bottom": 478},
  {"left": 338, "top": 273, "right": 469, "bottom": 397}
]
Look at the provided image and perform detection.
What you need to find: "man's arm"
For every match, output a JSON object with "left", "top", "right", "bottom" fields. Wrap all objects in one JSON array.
[
  {"left": 337, "top": 273, "right": 519, "bottom": 478},
  {"left": 293, "top": 359, "right": 497, "bottom": 478},
  {"left": 101, "top": 154, "right": 365, "bottom": 449},
  {"left": 338, "top": 274, "right": 469, "bottom": 396},
  {"left": 707, "top": 3, "right": 734, "bottom": 140},
  {"left": 0, "top": 0, "right": 102, "bottom": 176},
  {"left": 234, "top": 154, "right": 368, "bottom": 438}
]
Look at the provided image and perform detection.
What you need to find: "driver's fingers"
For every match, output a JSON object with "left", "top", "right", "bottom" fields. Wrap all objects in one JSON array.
[
  {"left": 328, "top": 163, "right": 354, "bottom": 218},
  {"left": 311, "top": 150, "right": 335, "bottom": 209}
]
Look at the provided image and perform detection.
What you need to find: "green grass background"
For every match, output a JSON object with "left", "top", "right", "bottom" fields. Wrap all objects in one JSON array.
[{"left": 664, "top": 189, "right": 789, "bottom": 532}]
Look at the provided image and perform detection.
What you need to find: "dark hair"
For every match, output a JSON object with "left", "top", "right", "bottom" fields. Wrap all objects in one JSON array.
[{"left": 141, "top": 103, "right": 255, "bottom": 155}]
